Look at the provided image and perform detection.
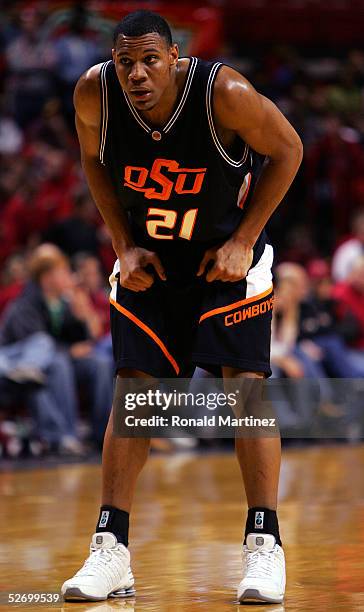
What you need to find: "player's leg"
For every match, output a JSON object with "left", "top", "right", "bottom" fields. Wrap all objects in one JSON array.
[
  {"left": 226, "top": 370, "right": 281, "bottom": 511},
  {"left": 61, "top": 367, "right": 153, "bottom": 602},
  {"left": 61, "top": 258, "right": 183, "bottom": 601},
  {"left": 101, "top": 368, "right": 152, "bottom": 513},
  {"left": 223, "top": 366, "right": 285, "bottom": 604}
]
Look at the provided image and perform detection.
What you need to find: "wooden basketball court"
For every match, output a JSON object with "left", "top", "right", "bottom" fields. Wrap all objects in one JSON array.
[{"left": 1, "top": 446, "right": 364, "bottom": 611}]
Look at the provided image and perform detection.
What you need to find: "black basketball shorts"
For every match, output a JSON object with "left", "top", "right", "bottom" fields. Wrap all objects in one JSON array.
[{"left": 109, "top": 245, "right": 274, "bottom": 378}]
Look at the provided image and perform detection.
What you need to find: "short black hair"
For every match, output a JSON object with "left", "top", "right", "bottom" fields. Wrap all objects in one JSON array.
[{"left": 113, "top": 10, "right": 172, "bottom": 46}]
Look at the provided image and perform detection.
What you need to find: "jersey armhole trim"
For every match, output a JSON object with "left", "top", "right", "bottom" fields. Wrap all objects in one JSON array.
[
  {"left": 206, "top": 62, "right": 249, "bottom": 167},
  {"left": 99, "top": 60, "right": 112, "bottom": 165}
]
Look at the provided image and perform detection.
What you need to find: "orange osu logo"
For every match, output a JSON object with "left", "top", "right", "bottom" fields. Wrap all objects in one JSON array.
[{"left": 124, "top": 158, "right": 207, "bottom": 201}]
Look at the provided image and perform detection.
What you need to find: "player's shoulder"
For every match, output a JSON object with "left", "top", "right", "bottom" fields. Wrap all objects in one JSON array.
[
  {"left": 212, "top": 64, "right": 262, "bottom": 128},
  {"left": 74, "top": 63, "right": 103, "bottom": 103},
  {"left": 214, "top": 64, "right": 258, "bottom": 108},
  {"left": 74, "top": 63, "right": 105, "bottom": 123}
]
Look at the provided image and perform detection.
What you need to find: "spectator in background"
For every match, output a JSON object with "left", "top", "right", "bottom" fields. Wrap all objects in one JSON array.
[
  {"left": 73, "top": 252, "right": 110, "bottom": 337},
  {"left": 327, "top": 68, "right": 362, "bottom": 117},
  {"left": 5, "top": 7, "right": 56, "bottom": 127},
  {"left": 299, "top": 259, "right": 364, "bottom": 378},
  {"left": 73, "top": 252, "right": 112, "bottom": 359},
  {"left": 52, "top": 5, "right": 102, "bottom": 122},
  {"left": 272, "top": 261, "right": 362, "bottom": 434},
  {"left": 28, "top": 98, "right": 76, "bottom": 153},
  {"left": 0, "top": 97, "right": 23, "bottom": 155},
  {"left": 0, "top": 153, "right": 27, "bottom": 207},
  {"left": 271, "top": 264, "right": 334, "bottom": 430},
  {"left": 272, "top": 263, "right": 328, "bottom": 380},
  {"left": 334, "top": 256, "right": 364, "bottom": 371},
  {"left": 332, "top": 209, "right": 364, "bottom": 281},
  {"left": 0, "top": 181, "right": 40, "bottom": 263},
  {"left": 272, "top": 262, "right": 359, "bottom": 382},
  {"left": 2, "top": 144, "right": 77, "bottom": 256},
  {"left": 0, "top": 254, "right": 26, "bottom": 315},
  {"left": 306, "top": 114, "right": 364, "bottom": 249},
  {"left": 44, "top": 188, "right": 99, "bottom": 256},
  {"left": 0, "top": 244, "right": 113, "bottom": 449},
  {"left": 274, "top": 260, "right": 362, "bottom": 422},
  {"left": 277, "top": 224, "right": 317, "bottom": 266},
  {"left": 32, "top": 144, "right": 77, "bottom": 229}
]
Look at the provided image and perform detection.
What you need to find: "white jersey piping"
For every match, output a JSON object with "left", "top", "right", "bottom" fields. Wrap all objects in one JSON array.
[
  {"left": 206, "top": 62, "right": 249, "bottom": 167},
  {"left": 99, "top": 60, "right": 112, "bottom": 165},
  {"left": 122, "top": 57, "right": 198, "bottom": 136}
]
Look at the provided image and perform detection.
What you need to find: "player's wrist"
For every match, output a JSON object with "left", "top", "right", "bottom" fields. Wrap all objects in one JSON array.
[
  {"left": 230, "top": 232, "right": 255, "bottom": 249},
  {"left": 113, "top": 237, "right": 136, "bottom": 257}
]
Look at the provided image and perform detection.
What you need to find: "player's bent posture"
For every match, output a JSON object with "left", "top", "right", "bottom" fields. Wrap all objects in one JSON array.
[{"left": 61, "top": 10, "right": 302, "bottom": 604}]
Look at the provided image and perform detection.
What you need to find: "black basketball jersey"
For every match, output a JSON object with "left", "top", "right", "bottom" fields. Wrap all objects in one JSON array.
[{"left": 99, "top": 57, "right": 267, "bottom": 265}]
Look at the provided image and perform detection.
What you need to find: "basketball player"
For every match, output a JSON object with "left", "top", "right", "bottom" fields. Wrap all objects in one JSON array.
[{"left": 61, "top": 10, "right": 302, "bottom": 604}]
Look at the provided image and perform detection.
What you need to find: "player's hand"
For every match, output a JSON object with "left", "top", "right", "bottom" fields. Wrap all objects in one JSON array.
[
  {"left": 118, "top": 246, "right": 166, "bottom": 291},
  {"left": 197, "top": 237, "right": 253, "bottom": 282}
]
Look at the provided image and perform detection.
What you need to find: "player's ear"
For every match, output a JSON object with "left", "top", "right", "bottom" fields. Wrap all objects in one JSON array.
[
  {"left": 112, "top": 48, "right": 116, "bottom": 63},
  {"left": 169, "top": 43, "right": 179, "bottom": 66}
]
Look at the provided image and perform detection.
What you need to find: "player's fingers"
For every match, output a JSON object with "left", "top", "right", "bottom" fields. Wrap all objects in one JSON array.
[
  {"left": 224, "top": 272, "right": 244, "bottom": 282},
  {"left": 197, "top": 250, "right": 215, "bottom": 276},
  {"left": 148, "top": 254, "right": 167, "bottom": 281},
  {"left": 206, "top": 264, "right": 223, "bottom": 282},
  {"left": 132, "top": 268, "right": 155, "bottom": 286},
  {"left": 227, "top": 276, "right": 242, "bottom": 282},
  {"left": 124, "top": 283, "right": 148, "bottom": 292},
  {"left": 219, "top": 275, "right": 235, "bottom": 282},
  {"left": 121, "top": 277, "right": 148, "bottom": 292}
]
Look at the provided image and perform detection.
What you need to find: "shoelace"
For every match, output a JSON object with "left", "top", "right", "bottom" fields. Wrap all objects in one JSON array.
[
  {"left": 244, "top": 548, "right": 276, "bottom": 579},
  {"left": 77, "top": 547, "right": 126, "bottom": 578}
]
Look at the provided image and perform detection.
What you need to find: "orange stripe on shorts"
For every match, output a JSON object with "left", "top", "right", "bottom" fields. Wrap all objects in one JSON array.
[
  {"left": 110, "top": 297, "right": 180, "bottom": 375},
  {"left": 199, "top": 285, "right": 273, "bottom": 323}
]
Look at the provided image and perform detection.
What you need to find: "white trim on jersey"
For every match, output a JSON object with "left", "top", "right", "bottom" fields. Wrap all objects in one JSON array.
[
  {"left": 206, "top": 62, "right": 249, "bottom": 167},
  {"left": 164, "top": 57, "right": 198, "bottom": 133},
  {"left": 122, "top": 89, "right": 152, "bottom": 134},
  {"left": 122, "top": 57, "right": 198, "bottom": 136},
  {"left": 246, "top": 244, "right": 274, "bottom": 299},
  {"left": 237, "top": 172, "right": 252, "bottom": 209},
  {"left": 99, "top": 60, "right": 112, "bottom": 165},
  {"left": 109, "top": 258, "right": 120, "bottom": 302}
]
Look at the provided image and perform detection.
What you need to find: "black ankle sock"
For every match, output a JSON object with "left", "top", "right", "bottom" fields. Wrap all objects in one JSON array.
[
  {"left": 244, "top": 507, "right": 281, "bottom": 546},
  {"left": 96, "top": 505, "right": 129, "bottom": 547}
]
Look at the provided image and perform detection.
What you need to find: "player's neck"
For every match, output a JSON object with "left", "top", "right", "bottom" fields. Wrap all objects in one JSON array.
[{"left": 138, "top": 63, "right": 182, "bottom": 127}]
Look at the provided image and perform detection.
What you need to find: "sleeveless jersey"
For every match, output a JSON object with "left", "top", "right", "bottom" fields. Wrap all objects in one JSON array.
[{"left": 99, "top": 57, "right": 267, "bottom": 268}]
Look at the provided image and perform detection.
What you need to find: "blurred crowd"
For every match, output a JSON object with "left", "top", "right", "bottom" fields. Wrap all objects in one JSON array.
[{"left": 0, "top": 4, "right": 364, "bottom": 458}]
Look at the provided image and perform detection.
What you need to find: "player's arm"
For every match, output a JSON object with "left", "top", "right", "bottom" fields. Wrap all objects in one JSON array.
[
  {"left": 74, "top": 66, "right": 165, "bottom": 291},
  {"left": 216, "top": 66, "right": 303, "bottom": 245},
  {"left": 198, "top": 66, "right": 303, "bottom": 282}
]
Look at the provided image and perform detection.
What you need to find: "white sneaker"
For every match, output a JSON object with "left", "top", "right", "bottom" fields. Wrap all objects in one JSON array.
[
  {"left": 61, "top": 532, "right": 135, "bottom": 601},
  {"left": 237, "top": 533, "right": 285, "bottom": 603}
]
